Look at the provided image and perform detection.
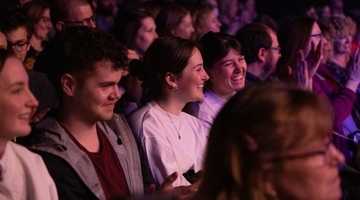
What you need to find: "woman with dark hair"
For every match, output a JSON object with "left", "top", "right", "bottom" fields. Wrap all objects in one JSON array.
[
  {"left": 155, "top": 3, "right": 194, "bottom": 39},
  {"left": 185, "top": 31, "right": 246, "bottom": 135},
  {"left": 0, "top": 49, "right": 57, "bottom": 199},
  {"left": 22, "top": 0, "right": 52, "bottom": 70},
  {"left": 277, "top": 16, "right": 360, "bottom": 165},
  {"left": 113, "top": 8, "right": 158, "bottom": 60},
  {"left": 196, "top": 83, "right": 344, "bottom": 200},
  {"left": 276, "top": 16, "right": 323, "bottom": 88},
  {"left": 112, "top": 8, "right": 158, "bottom": 115},
  {"left": 127, "top": 36, "right": 209, "bottom": 187}
]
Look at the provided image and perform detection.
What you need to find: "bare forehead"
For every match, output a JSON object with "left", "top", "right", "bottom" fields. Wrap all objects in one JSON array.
[
  {"left": 0, "top": 57, "right": 27, "bottom": 86},
  {"left": 141, "top": 17, "right": 156, "bottom": 27},
  {"left": 67, "top": 3, "right": 93, "bottom": 21}
]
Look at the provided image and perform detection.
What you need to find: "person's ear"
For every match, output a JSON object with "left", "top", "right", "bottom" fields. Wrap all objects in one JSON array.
[
  {"left": 26, "top": 38, "right": 31, "bottom": 51},
  {"left": 61, "top": 73, "right": 76, "bottom": 97},
  {"left": 257, "top": 47, "right": 267, "bottom": 62},
  {"left": 56, "top": 21, "right": 65, "bottom": 32},
  {"left": 164, "top": 72, "right": 177, "bottom": 92}
]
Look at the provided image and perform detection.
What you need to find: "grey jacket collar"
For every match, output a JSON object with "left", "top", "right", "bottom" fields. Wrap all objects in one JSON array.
[{"left": 29, "top": 112, "right": 144, "bottom": 199}]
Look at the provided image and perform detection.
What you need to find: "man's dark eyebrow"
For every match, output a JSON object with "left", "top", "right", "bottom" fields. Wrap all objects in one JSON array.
[{"left": 98, "top": 81, "right": 118, "bottom": 86}]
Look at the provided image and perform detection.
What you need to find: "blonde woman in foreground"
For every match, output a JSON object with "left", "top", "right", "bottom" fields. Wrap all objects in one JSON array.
[{"left": 197, "top": 83, "right": 344, "bottom": 200}]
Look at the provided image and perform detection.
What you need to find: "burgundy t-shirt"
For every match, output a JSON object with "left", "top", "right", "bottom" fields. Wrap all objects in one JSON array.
[{"left": 64, "top": 125, "right": 130, "bottom": 199}]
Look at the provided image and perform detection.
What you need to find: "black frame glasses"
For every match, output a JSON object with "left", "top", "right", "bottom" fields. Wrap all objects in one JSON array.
[
  {"left": 62, "top": 14, "right": 96, "bottom": 26},
  {"left": 7, "top": 40, "right": 29, "bottom": 52}
]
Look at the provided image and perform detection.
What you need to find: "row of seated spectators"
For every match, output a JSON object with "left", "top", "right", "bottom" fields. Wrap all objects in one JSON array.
[{"left": 1, "top": 0, "right": 360, "bottom": 199}]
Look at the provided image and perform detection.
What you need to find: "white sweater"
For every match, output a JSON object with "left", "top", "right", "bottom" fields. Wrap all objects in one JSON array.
[
  {"left": 0, "top": 142, "right": 58, "bottom": 200},
  {"left": 127, "top": 101, "right": 207, "bottom": 187}
]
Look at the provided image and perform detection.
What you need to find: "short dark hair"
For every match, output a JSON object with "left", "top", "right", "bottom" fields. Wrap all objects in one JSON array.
[
  {"left": 43, "top": 26, "right": 128, "bottom": 100},
  {"left": 112, "top": 8, "right": 152, "bottom": 49},
  {"left": 155, "top": 3, "right": 189, "bottom": 37},
  {"left": 130, "top": 36, "right": 199, "bottom": 100},
  {"left": 200, "top": 31, "right": 242, "bottom": 70},
  {"left": 0, "top": 6, "right": 33, "bottom": 39},
  {"left": 50, "top": 0, "right": 92, "bottom": 26},
  {"left": 236, "top": 23, "right": 272, "bottom": 65}
]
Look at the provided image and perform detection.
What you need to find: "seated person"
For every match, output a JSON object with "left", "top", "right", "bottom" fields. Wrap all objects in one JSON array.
[
  {"left": 155, "top": 3, "right": 195, "bottom": 39},
  {"left": 0, "top": 7, "right": 58, "bottom": 116},
  {"left": 236, "top": 22, "right": 281, "bottom": 85},
  {"left": 190, "top": 3, "right": 221, "bottom": 42},
  {"left": 24, "top": 26, "right": 142, "bottom": 199},
  {"left": 184, "top": 31, "right": 246, "bottom": 135},
  {"left": 0, "top": 48, "right": 57, "bottom": 199},
  {"left": 196, "top": 84, "right": 344, "bottom": 200},
  {"left": 127, "top": 37, "right": 209, "bottom": 187},
  {"left": 22, "top": 0, "right": 52, "bottom": 70},
  {"left": 23, "top": 26, "right": 198, "bottom": 200}
]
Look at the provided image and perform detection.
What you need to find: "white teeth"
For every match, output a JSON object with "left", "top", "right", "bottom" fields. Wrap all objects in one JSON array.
[
  {"left": 19, "top": 114, "right": 30, "bottom": 119},
  {"left": 231, "top": 75, "right": 243, "bottom": 81},
  {"left": 198, "top": 84, "right": 204, "bottom": 88}
]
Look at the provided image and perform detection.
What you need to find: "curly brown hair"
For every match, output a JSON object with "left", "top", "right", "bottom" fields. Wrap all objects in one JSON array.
[
  {"left": 322, "top": 14, "right": 357, "bottom": 41},
  {"left": 43, "top": 26, "right": 128, "bottom": 101}
]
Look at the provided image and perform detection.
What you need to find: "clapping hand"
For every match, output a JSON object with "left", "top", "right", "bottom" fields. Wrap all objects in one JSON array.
[
  {"left": 146, "top": 172, "right": 201, "bottom": 199},
  {"left": 346, "top": 47, "right": 360, "bottom": 92},
  {"left": 293, "top": 50, "right": 310, "bottom": 89},
  {"left": 348, "top": 47, "right": 360, "bottom": 81},
  {"left": 305, "top": 40, "right": 323, "bottom": 79}
]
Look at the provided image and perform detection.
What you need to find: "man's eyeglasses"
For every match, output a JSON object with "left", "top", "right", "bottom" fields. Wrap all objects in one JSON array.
[
  {"left": 267, "top": 142, "right": 331, "bottom": 167},
  {"left": 7, "top": 40, "right": 29, "bottom": 52},
  {"left": 62, "top": 14, "right": 96, "bottom": 26},
  {"left": 269, "top": 46, "right": 281, "bottom": 51}
]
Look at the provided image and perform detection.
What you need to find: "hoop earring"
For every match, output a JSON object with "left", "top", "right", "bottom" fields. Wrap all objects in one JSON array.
[{"left": 270, "top": 190, "right": 279, "bottom": 200}]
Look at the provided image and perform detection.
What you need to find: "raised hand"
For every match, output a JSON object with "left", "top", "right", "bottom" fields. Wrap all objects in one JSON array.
[
  {"left": 305, "top": 40, "right": 323, "bottom": 78},
  {"left": 346, "top": 47, "right": 360, "bottom": 92},
  {"left": 348, "top": 48, "right": 360, "bottom": 81},
  {"left": 292, "top": 50, "right": 310, "bottom": 89}
]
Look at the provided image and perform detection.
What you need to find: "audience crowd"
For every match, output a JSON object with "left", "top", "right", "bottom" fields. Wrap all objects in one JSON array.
[{"left": 1, "top": 0, "right": 360, "bottom": 199}]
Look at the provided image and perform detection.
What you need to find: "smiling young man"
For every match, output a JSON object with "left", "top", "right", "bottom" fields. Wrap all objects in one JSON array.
[
  {"left": 236, "top": 22, "right": 281, "bottom": 86},
  {"left": 25, "top": 26, "right": 198, "bottom": 200},
  {"left": 24, "top": 26, "right": 144, "bottom": 199}
]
